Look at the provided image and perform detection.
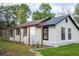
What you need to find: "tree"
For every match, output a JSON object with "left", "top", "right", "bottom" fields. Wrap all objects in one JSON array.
[
  {"left": 32, "top": 3, "right": 55, "bottom": 20},
  {"left": 74, "top": 3, "right": 79, "bottom": 24},
  {"left": 0, "top": 3, "right": 31, "bottom": 30},
  {"left": 40, "top": 3, "right": 52, "bottom": 12},
  {"left": 18, "top": 4, "right": 31, "bottom": 23},
  {"left": 75, "top": 3, "right": 79, "bottom": 15},
  {"left": 32, "top": 11, "right": 43, "bottom": 20},
  {"left": 13, "top": 4, "right": 31, "bottom": 24}
]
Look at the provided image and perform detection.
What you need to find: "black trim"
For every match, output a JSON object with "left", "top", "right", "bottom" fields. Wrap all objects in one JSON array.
[
  {"left": 68, "top": 15, "right": 79, "bottom": 30},
  {"left": 65, "top": 18, "right": 68, "bottom": 23},
  {"left": 68, "top": 28, "right": 72, "bottom": 40},
  {"left": 16, "top": 28, "right": 20, "bottom": 35},
  {"left": 43, "top": 27, "right": 49, "bottom": 40},
  {"left": 61, "top": 27, "right": 65, "bottom": 40},
  {"left": 23, "top": 27, "right": 27, "bottom": 37}
]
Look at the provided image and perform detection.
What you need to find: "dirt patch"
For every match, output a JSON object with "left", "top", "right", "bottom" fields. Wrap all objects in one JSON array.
[
  {"left": 0, "top": 48, "right": 36, "bottom": 56},
  {"left": 0, "top": 49, "right": 16, "bottom": 56},
  {"left": 0, "top": 49, "right": 6, "bottom": 55}
]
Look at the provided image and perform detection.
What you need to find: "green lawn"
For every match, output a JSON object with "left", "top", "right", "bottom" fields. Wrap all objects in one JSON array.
[
  {"left": 0, "top": 37, "right": 35, "bottom": 56},
  {"left": 37, "top": 43, "right": 79, "bottom": 56}
]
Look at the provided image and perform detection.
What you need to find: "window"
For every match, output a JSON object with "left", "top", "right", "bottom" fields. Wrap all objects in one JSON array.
[
  {"left": 23, "top": 28, "right": 27, "bottom": 37},
  {"left": 68, "top": 28, "right": 71, "bottom": 40},
  {"left": 43, "top": 27, "right": 48, "bottom": 40},
  {"left": 61, "top": 27, "right": 65, "bottom": 40},
  {"left": 16, "top": 29, "right": 20, "bottom": 35},
  {"left": 65, "top": 18, "right": 68, "bottom": 23}
]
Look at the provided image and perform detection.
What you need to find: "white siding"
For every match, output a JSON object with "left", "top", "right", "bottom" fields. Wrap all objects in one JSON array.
[
  {"left": 9, "top": 30, "right": 15, "bottom": 41},
  {"left": 23, "top": 27, "right": 39, "bottom": 45},
  {"left": 35, "top": 27, "right": 41, "bottom": 44},
  {"left": 10, "top": 17, "right": 79, "bottom": 47},
  {"left": 21, "top": 28, "right": 27, "bottom": 45},
  {"left": 43, "top": 26, "right": 57, "bottom": 46},
  {"left": 29, "top": 27, "right": 41, "bottom": 45},
  {"left": 15, "top": 29, "right": 20, "bottom": 42},
  {"left": 54, "top": 17, "right": 79, "bottom": 46},
  {"left": 43, "top": 17, "right": 79, "bottom": 47},
  {"left": 30, "top": 27, "right": 36, "bottom": 45}
]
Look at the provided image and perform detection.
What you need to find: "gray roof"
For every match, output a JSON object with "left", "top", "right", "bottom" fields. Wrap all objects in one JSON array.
[
  {"left": 15, "top": 15, "right": 79, "bottom": 29},
  {"left": 41, "top": 15, "right": 68, "bottom": 26},
  {"left": 15, "top": 17, "right": 50, "bottom": 28},
  {"left": 39, "top": 15, "right": 79, "bottom": 29}
]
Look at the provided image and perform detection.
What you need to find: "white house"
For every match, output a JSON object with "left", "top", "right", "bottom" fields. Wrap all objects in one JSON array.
[{"left": 9, "top": 15, "right": 79, "bottom": 48}]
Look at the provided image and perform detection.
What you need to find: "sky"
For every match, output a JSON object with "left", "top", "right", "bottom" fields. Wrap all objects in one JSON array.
[
  {"left": 27, "top": 3, "right": 76, "bottom": 13},
  {"left": 26, "top": 3, "right": 77, "bottom": 21},
  {"left": 0, "top": 3, "right": 77, "bottom": 21}
]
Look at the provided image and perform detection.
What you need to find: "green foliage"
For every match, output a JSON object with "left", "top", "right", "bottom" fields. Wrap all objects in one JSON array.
[
  {"left": 74, "top": 17, "right": 79, "bottom": 24},
  {"left": 75, "top": 3, "right": 79, "bottom": 15},
  {"left": 0, "top": 4, "right": 31, "bottom": 29},
  {"left": 0, "top": 20, "right": 6, "bottom": 29},
  {"left": 40, "top": 3, "right": 52, "bottom": 12},
  {"left": 0, "top": 37, "right": 34, "bottom": 56},
  {"left": 9, "top": 4, "right": 31, "bottom": 24},
  {"left": 74, "top": 3, "right": 79, "bottom": 24},
  {"left": 32, "top": 3, "right": 55, "bottom": 20},
  {"left": 32, "top": 11, "right": 42, "bottom": 20},
  {"left": 32, "top": 11, "right": 55, "bottom": 20},
  {"left": 19, "top": 4, "right": 31, "bottom": 23}
]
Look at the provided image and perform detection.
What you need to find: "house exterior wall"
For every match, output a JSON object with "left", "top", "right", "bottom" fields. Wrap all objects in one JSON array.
[
  {"left": 29, "top": 27, "right": 36, "bottom": 45},
  {"left": 17, "top": 27, "right": 41, "bottom": 45},
  {"left": 22, "top": 28, "right": 28, "bottom": 45},
  {"left": 35, "top": 27, "right": 41, "bottom": 44},
  {"left": 14, "top": 29, "right": 20, "bottom": 42},
  {"left": 9, "top": 27, "right": 40, "bottom": 45},
  {"left": 43, "top": 26, "right": 57, "bottom": 46},
  {"left": 9, "top": 30, "right": 15, "bottom": 41},
  {"left": 9, "top": 16, "right": 79, "bottom": 47},
  {"left": 42, "top": 17, "right": 79, "bottom": 47},
  {"left": 54, "top": 17, "right": 79, "bottom": 46},
  {"left": 28, "top": 27, "right": 41, "bottom": 45}
]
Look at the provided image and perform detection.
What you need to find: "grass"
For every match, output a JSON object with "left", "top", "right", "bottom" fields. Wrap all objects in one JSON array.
[
  {"left": 37, "top": 43, "right": 79, "bottom": 56},
  {"left": 0, "top": 37, "right": 35, "bottom": 56}
]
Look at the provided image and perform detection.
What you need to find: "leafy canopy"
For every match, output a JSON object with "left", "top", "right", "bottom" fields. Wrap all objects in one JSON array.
[
  {"left": 40, "top": 3, "right": 52, "bottom": 12},
  {"left": 75, "top": 3, "right": 79, "bottom": 24},
  {"left": 0, "top": 4, "right": 31, "bottom": 29},
  {"left": 75, "top": 3, "right": 79, "bottom": 15},
  {"left": 32, "top": 3, "right": 55, "bottom": 20}
]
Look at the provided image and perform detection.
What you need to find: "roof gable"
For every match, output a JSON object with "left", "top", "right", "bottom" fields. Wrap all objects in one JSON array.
[
  {"left": 40, "top": 15, "right": 79, "bottom": 30},
  {"left": 40, "top": 15, "right": 68, "bottom": 26}
]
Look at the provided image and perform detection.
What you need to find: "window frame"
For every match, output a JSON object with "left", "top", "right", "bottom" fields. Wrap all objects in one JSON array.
[
  {"left": 43, "top": 27, "right": 49, "bottom": 40},
  {"left": 68, "top": 28, "right": 71, "bottom": 40},
  {"left": 23, "top": 27, "right": 27, "bottom": 37},
  {"left": 61, "top": 27, "right": 65, "bottom": 40},
  {"left": 16, "top": 28, "right": 20, "bottom": 35}
]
